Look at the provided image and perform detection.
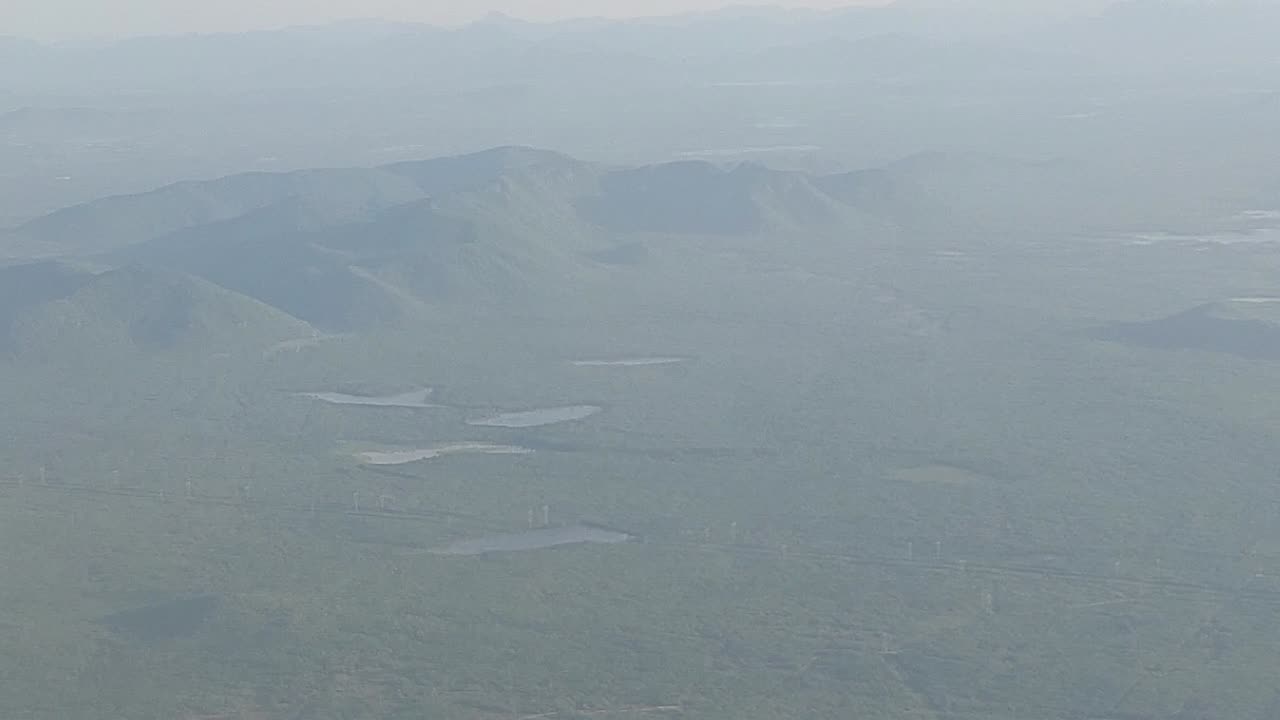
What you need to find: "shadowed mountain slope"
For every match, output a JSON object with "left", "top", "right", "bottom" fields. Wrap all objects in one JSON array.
[
  {"left": 11, "top": 146, "right": 580, "bottom": 257},
  {"left": 1092, "top": 300, "right": 1280, "bottom": 361},
  {"left": 3, "top": 264, "right": 316, "bottom": 363},
  {"left": 7, "top": 147, "right": 1080, "bottom": 332}
]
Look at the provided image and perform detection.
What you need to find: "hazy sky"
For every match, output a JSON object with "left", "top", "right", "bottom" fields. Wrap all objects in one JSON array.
[{"left": 3, "top": 0, "right": 880, "bottom": 40}]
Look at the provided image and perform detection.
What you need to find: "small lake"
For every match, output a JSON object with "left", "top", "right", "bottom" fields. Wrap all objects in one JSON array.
[
  {"left": 571, "top": 357, "right": 685, "bottom": 367},
  {"left": 467, "top": 405, "right": 602, "bottom": 428},
  {"left": 298, "top": 388, "right": 440, "bottom": 408},
  {"left": 431, "top": 525, "right": 634, "bottom": 556},
  {"left": 1097, "top": 228, "right": 1280, "bottom": 247},
  {"left": 265, "top": 334, "right": 341, "bottom": 356},
  {"left": 358, "top": 443, "right": 532, "bottom": 465},
  {"left": 1239, "top": 210, "right": 1280, "bottom": 221}
]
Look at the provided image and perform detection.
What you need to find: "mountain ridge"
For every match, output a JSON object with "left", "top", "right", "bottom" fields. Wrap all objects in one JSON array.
[
  {"left": 10, "top": 145, "right": 1036, "bottom": 256},
  {"left": 2, "top": 146, "right": 1062, "bottom": 334}
]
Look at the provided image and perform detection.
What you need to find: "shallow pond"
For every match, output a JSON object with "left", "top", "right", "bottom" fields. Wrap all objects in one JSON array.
[
  {"left": 1099, "top": 228, "right": 1280, "bottom": 247},
  {"left": 357, "top": 443, "right": 532, "bottom": 465},
  {"left": 298, "top": 388, "right": 440, "bottom": 408},
  {"left": 466, "top": 405, "right": 602, "bottom": 428},
  {"left": 431, "top": 525, "right": 633, "bottom": 556},
  {"left": 571, "top": 357, "right": 685, "bottom": 367}
]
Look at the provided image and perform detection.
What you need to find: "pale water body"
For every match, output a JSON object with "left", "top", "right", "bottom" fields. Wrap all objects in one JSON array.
[
  {"left": 298, "top": 388, "right": 439, "bottom": 408},
  {"left": 430, "top": 525, "right": 633, "bottom": 556},
  {"left": 571, "top": 357, "right": 686, "bottom": 367},
  {"left": 265, "top": 335, "right": 342, "bottom": 356},
  {"left": 1230, "top": 297, "right": 1280, "bottom": 304},
  {"left": 358, "top": 443, "right": 532, "bottom": 465},
  {"left": 1099, "top": 229, "right": 1280, "bottom": 247},
  {"left": 467, "top": 405, "right": 602, "bottom": 428},
  {"left": 1239, "top": 210, "right": 1280, "bottom": 221},
  {"left": 708, "top": 80, "right": 837, "bottom": 88}
]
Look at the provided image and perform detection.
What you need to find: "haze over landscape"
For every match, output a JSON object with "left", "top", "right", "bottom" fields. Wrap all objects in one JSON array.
[
  {"left": 4, "top": 0, "right": 898, "bottom": 38},
  {"left": 3, "top": 1, "right": 1280, "bottom": 718}
]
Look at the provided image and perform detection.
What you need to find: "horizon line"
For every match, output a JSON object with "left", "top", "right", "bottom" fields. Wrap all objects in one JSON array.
[{"left": 6, "top": 1, "right": 896, "bottom": 45}]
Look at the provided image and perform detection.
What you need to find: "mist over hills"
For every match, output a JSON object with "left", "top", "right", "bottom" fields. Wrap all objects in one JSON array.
[
  {"left": 6, "top": 134, "right": 1280, "bottom": 717},
  {"left": 6, "top": 146, "right": 1080, "bottom": 330},
  {"left": 10, "top": 140, "right": 1274, "bottom": 339},
  {"left": 1058, "top": 0, "right": 1280, "bottom": 65},
  {"left": 4, "top": 148, "right": 862, "bottom": 330},
  {"left": 577, "top": 160, "right": 858, "bottom": 235},
  {"left": 4, "top": 1, "right": 1273, "bottom": 93},
  {"left": 7, "top": 145, "right": 1092, "bottom": 253},
  {"left": 3, "top": 0, "right": 1277, "bottom": 230},
  {"left": 14, "top": 147, "right": 589, "bottom": 256},
  {"left": 816, "top": 152, "right": 1085, "bottom": 233},
  {"left": 6, "top": 4, "right": 1280, "bottom": 719}
]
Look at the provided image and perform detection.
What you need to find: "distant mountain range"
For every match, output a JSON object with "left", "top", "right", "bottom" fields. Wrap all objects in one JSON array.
[
  {"left": 4, "top": 140, "right": 1275, "bottom": 366},
  {"left": 4, "top": 146, "right": 1089, "bottom": 331},
  {"left": 11, "top": 145, "right": 1074, "bottom": 251},
  {"left": 4, "top": 1, "right": 1275, "bottom": 93}
]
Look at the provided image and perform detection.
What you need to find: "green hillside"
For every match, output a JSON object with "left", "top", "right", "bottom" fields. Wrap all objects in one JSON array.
[
  {"left": 5, "top": 263, "right": 316, "bottom": 363},
  {"left": 118, "top": 164, "right": 615, "bottom": 329},
  {"left": 11, "top": 149, "right": 923, "bottom": 334},
  {"left": 1094, "top": 299, "right": 1280, "bottom": 361}
]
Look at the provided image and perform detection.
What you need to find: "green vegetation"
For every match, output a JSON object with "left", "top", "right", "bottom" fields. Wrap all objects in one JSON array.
[{"left": 3, "top": 146, "right": 1280, "bottom": 720}]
